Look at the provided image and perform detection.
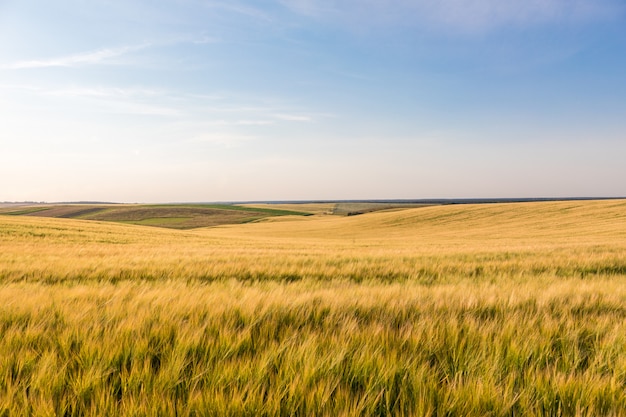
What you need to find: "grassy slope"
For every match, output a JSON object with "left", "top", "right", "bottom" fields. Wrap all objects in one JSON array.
[
  {"left": 1, "top": 199, "right": 625, "bottom": 283},
  {"left": 239, "top": 202, "right": 433, "bottom": 215},
  {"left": 0, "top": 204, "right": 308, "bottom": 229},
  {"left": 0, "top": 199, "right": 625, "bottom": 285},
  {"left": 240, "top": 203, "right": 337, "bottom": 215},
  {"left": 0, "top": 200, "right": 625, "bottom": 415}
]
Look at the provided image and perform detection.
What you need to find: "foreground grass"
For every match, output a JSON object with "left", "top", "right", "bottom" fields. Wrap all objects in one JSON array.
[
  {"left": 1, "top": 200, "right": 626, "bottom": 415},
  {"left": 1, "top": 280, "right": 625, "bottom": 416}
]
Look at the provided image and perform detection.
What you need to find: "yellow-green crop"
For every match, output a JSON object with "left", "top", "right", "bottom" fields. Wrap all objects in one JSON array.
[{"left": 1, "top": 200, "right": 625, "bottom": 415}]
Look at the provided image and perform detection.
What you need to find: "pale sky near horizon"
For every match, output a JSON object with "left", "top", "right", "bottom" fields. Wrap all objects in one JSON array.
[{"left": 1, "top": 0, "right": 625, "bottom": 203}]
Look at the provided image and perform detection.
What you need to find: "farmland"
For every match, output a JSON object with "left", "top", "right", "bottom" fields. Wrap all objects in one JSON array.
[
  {"left": 0, "top": 203, "right": 308, "bottom": 230},
  {"left": 1, "top": 200, "right": 625, "bottom": 415}
]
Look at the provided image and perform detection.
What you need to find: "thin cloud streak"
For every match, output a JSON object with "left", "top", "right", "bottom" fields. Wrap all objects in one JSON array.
[
  {"left": 236, "top": 120, "right": 275, "bottom": 126},
  {"left": 3, "top": 84, "right": 180, "bottom": 117},
  {"left": 186, "top": 132, "right": 256, "bottom": 147},
  {"left": 0, "top": 44, "right": 151, "bottom": 70},
  {"left": 0, "top": 35, "right": 216, "bottom": 71},
  {"left": 278, "top": 0, "right": 623, "bottom": 32},
  {"left": 203, "top": 1, "right": 274, "bottom": 22},
  {"left": 419, "top": 0, "right": 622, "bottom": 31},
  {"left": 3, "top": 83, "right": 319, "bottom": 123},
  {"left": 273, "top": 113, "right": 313, "bottom": 122},
  {"left": 41, "top": 86, "right": 165, "bottom": 99}
]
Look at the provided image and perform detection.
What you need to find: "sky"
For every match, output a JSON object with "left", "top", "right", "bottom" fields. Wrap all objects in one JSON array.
[{"left": 1, "top": 0, "right": 626, "bottom": 203}]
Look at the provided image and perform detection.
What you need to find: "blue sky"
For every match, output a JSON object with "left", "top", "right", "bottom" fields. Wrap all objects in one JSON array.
[{"left": 1, "top": 0, "right": 625, "bottom": 202}]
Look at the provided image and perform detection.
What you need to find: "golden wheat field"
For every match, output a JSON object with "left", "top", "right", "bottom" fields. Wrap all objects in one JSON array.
[{"left": 1, "top": 200, "right": 626, "bottom": 416}]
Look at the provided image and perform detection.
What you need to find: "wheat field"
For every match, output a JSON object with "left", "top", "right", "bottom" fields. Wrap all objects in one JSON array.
[{"left": 1, "top": 200, "right": 625, "bottom": 415}]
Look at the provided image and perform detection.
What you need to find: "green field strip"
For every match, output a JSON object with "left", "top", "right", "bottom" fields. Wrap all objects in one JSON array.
[
  {"left": 149, "top": 204, "right": 310, "bottom": 216},
  {"left": 1, "top": 207, "right": 52, "bottom": 216}
]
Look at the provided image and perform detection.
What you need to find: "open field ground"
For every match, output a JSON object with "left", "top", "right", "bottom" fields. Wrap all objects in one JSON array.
[
  {"left": 240, "top": 202, "right": 338, "bottom": 215},
  {"left": 1, "top": 200, "right": 625, "bottom": 415},
  {"left": 241, "top": 202, "right": 434, "bottom": 216}
]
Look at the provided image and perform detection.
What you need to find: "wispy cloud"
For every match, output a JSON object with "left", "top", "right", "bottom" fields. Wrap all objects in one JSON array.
[
  {"left": 273, "top": 113, "right": 313, "bottom": 122},
  {"left": 41, "top": 86, "right": 164, "bottom": 99},
  {"left": 278, "top": 0, "right": 623, "bottom": 32},
  {"left": 3, "top": 82, "right": 320, "bottom": 122},
  {"left": 4, "top": 84, "right": 181, "bottom": 117},
  {"left": 191, "top": 35, "right": 220, "bottom": 44},
  {"left": 50, "top": 86, "right": 182, "bottom": 116},
  {"left": 187, "top": 132, "right": 256, "bottom": 147},
  {"left": 236, "top": 120, "right": 276, "bottom": 126},
  {"left": 200, "top": 1, "right": 274, "bottom": 22},
  {"left": 418, "top": 0, "right": 623, "bottom": 31},
  {"left": 276, "top": 0, "right": 338, "bottom": 17},
  {"left": 0, "top": 44, "right": 150, "bottom": 70}
]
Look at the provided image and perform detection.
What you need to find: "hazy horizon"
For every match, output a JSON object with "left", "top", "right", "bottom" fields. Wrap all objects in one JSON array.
[{"left": 2, "top": 1, "right": 626, "bottom": 203}]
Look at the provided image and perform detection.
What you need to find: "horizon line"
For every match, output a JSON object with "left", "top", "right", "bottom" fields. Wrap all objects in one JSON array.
[{"left": 3, "top": 197, "right": 625, "bottom": 206}]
